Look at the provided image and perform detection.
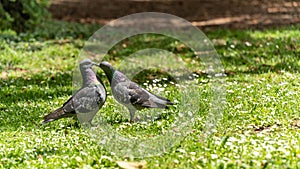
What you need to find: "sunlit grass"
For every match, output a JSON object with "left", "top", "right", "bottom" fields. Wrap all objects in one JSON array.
[{"left": 0, "top": 22, "right": 299, "bottom": 168}]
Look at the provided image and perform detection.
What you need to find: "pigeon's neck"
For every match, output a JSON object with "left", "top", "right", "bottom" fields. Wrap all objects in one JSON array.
[
  {"left": 103, "top": 69, "right": 114, "bottom": 84},
  {"left": 81, "top": 68, "right": 98, "bottom": 86}
]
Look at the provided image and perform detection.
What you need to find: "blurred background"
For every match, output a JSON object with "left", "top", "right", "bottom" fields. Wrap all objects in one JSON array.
[
  {"left": 0, "top": 1, "right": 300, "bottom": 168},
  {"left": 0, "top": 0, "right": 299, "bottom": 33},
  {"left": 49, "top": 0, "right": 300, "bottom": 29}
]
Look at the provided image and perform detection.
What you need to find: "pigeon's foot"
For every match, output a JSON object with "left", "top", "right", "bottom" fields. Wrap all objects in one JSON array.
[
  {"left": 90, "top": 122, "right": 97, "bottom": 128},
  {"left": 135, "top": 115, "right": 141, "bottom": 122},
  {"left": 129, "top": 110, "right": 136, "bottom": 123},
  {"left": 90, "top": 125, "right": 100, "bottom": 130},
  {"left": 130, "top": 115, "right": 142, "bottom": 123},
  {"left": 80, "top": 122, "right": 94, "bottom": 129}
]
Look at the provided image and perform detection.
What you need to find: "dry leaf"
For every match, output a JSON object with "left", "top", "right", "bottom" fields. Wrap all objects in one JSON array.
[
  {"left": 1, "top": 72, "right": 8, "bottom": 79},
  {"left": 117, "top": 161, "right": 147, "bottom": 169},
  {"left": 292, "top": 120, "right": 300, "bottom": 128}
]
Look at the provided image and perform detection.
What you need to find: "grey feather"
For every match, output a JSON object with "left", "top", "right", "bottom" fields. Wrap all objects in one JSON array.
[
  {"left": 42, "top": 59, "right": 106, "bottom": 125},
  {"left": 99, "top": 61, "right": 173, "bottom": 122}
]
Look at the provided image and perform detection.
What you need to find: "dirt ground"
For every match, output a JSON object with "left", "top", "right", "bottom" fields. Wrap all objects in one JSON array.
[{"left": 49, "top": 0, "right": 300, "bottom": 29}]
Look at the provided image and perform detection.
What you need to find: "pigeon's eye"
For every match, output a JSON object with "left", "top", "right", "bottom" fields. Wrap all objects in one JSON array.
[{"left": 81, "top": 62, "right": 91, "bottom": 66}]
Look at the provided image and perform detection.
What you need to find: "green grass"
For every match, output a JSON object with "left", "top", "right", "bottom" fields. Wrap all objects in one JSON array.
[{"left": 0, "top": 21, "right": 300, "bottom": 168}]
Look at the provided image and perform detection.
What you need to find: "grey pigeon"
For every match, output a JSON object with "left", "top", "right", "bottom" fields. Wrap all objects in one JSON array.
[
  {"left": 99, "top": 61, "right": 173, "bottom": 123},
  {"left": 42, "top": 59, "right": 106, "bottom": 125}
]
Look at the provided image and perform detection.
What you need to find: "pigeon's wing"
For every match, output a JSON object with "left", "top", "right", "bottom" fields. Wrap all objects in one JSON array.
[
  {"left": 127, "top": 82, "right": 168, "bottom": 109},
  {"left": 128, "top": 83, "right": 150, "bottom": 106},
  {"left": 70, "top": 85, "right": 105, "bottom": 113},
  {"left": 42, "top": 95, "right": 76, "bottom": 124},
  {"left": 61, "top": 95, "right": 76, "bottom": 113},
  {"left": 111, "top": 71, "right": 172, "bottom": 109}
]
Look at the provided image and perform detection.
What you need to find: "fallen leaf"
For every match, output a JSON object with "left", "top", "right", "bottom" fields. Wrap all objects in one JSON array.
[
  {"left": 1, "top": 72, "right": 8, "bottom": 79},
  {"left": 291, "top": 120, "right": 300, "bottom": 128},
  {"left": 117, "top": 161, "right": 147, "bottom": 169}
]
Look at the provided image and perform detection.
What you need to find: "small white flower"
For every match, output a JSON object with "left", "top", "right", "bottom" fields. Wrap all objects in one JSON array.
[{"left": 211, "top": 154, "right": 218, "bottom": 159}]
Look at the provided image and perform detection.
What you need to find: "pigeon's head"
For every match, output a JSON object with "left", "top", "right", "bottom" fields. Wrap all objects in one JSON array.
[
  {"left": 99, "top": 61, "right": 115, "bottom": 72},
  {"left": 80, "top": 59, "right": 97, "bottom": 70},
  {"left": 99, "top": 61, "right": 115, "bottom": 82}
]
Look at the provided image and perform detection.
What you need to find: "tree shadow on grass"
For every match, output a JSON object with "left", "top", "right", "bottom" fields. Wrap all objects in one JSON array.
[
  {"left": 208, "top": 26, "right": 300, "bottom": 75},
  {"left": 248, "top": 62, "right": 300, "bottom": 74},
  {"left": 0, "top": 71, "right": 75, "bottom": 131},
  {"left": 225, "top": 62, "right": 300, "bottom": 78},
  {"left": 0, "top": 71, "right": 73, "bottom": 103}
]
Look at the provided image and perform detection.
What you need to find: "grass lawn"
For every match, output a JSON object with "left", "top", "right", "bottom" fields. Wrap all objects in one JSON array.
[{"left": 0, "top": 20, "right": 300, "bottom": 168}]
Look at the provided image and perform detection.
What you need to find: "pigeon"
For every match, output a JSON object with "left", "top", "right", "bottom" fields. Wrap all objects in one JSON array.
[
  {"left": 99, "top": 61, "right": 173, "bottom": 123},
  {"left": 42, "top": 59, "right": 106, "bottom": 126}
]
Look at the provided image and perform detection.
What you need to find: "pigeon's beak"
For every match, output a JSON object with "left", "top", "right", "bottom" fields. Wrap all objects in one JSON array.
[
  {"left": 91, "top": 62, "right": 99, "bottom": 67},
  {"left": 99, "top": 61, "right": 111, "bottom": 68},
  {"left": 99, "top": 62, "right": 104, "bottom": 69}
]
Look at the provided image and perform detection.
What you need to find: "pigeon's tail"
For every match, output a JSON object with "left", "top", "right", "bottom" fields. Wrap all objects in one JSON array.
[
  {"left": 42, "top": 107, "right": 74, "bottom": 125},
  {"left": 149, "top": 95, "right": 174, "bottom": 109},
  {"left": 158, "top": 99, "right": 174, "bottom": 109}
]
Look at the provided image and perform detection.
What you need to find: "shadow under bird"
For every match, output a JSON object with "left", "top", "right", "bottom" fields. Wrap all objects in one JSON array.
[
  {"left": 99, "top": 61, "right": 173, "bottom": 123},
  {"left": 42, "top": 59, "right": 106, "bottom": 125}
]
